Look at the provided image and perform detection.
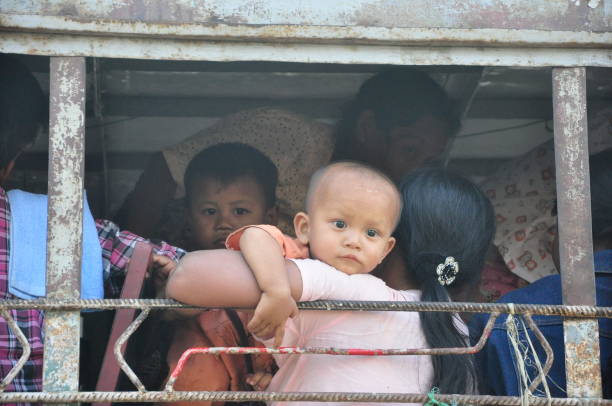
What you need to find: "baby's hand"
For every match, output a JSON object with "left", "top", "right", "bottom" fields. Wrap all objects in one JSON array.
[
  {"left": 247, "top": 291, "right": 298, "bottom": 347},
  {"left": 246, "top": 371, "right": 274, "bottom": 391}
]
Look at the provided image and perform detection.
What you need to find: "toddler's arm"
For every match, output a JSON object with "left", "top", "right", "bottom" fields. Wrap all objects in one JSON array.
[{"left": 239, "top": 227, "right": 298, "bottom": 346}]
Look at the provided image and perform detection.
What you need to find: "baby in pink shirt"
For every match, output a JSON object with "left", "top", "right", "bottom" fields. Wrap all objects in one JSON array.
[
  {"left": 228, "top": 161, "right": 402, "bottom": 337},
  {"left": 167, "top": 165, "right": 494, "bottom": 404},
  {"left": 226, "top": 162, "right": 430, "bottom": 404}
]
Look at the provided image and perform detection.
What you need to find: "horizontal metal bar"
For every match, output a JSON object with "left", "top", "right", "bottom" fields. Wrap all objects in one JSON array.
[
  {"left": 1, "top": 33, "right": 610, "bottom": 67},
  {"left": 164, "top": 314, "right": 499, "bottom": 391},
  {"left": 2, "top": 14, "right": 611, "bottom": 48},
  {"left": 0, "top": 390, "right": 609, "bottom": 405},
  {"left": 103, "top": 96, "right": 341, "bottom": 118},
  {"left": 101, "top": 95, "right": 558, "bottom": 119},
  {"left": 98, "top": 60, "right": 484, "bottom": 74},
  {"left": 0, "top": 299, "right": 610, "bottom": 318}
]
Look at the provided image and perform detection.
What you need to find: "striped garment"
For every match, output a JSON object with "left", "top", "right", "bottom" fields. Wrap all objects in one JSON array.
[{"left": 0, "top": 187, "right": 185, "bottom": 404}]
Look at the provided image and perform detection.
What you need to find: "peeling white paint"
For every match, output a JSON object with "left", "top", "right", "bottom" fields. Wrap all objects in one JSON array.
[
  {"left": 0, "top": 14, "right": 611, "bottom": 47},
  {"left": 588, "top": 0, "right": 601, "bottom": 8},
  {"left": 0, "top": 0, "right": 607, "bottom": 31},
  {"left": 1, "top": 32, "right": 611, "bottom": 67}
]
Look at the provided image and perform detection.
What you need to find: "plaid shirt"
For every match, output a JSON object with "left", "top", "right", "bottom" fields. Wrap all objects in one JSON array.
[{"left": 0, "top": 187, "right": 185, "bottom": 402}]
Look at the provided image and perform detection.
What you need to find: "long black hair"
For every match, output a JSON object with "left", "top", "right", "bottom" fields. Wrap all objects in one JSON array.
[{"left": 396, "top": 168, "right": 495, "bottom": 394}]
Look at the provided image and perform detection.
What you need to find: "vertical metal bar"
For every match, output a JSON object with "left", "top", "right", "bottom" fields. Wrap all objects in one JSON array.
[
  {"left": 552, "top": 67, "right": 602, "bottom": 398},
  {"left": 43, "top": 57, "right": 86, "bottom": 400}
]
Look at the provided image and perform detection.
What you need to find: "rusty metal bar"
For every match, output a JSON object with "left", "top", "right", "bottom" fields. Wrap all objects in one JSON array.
[
  {"left": 114, "top": 308, "right": 149, "bottom": 392},
  {"left": 1, "top": 13, "right": 611, "bottom": 47},
  {"left": 0, "top": 390, "right": 610, "bottom": 405},
  {"left": 552, "top": 67, "right": 602, "bottom": 398},
  {"left": 522, "top": 314, "right": 555, "bottom": 394},
  {"left": 43, "top": 56, "right": 86, "bottom": 403},
  {"left": 165, "top": 313, "right": 500, "bottom": 391},
  {"left": 0, "top": 298, "right": 610, "bottom": 317},
  {"left": 1, "top": 32, "right": 610, "bottom": 68}
]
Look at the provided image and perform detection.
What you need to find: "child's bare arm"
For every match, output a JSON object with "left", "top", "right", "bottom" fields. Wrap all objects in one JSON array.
[
  {"left": 166, "top": 249, "right": 302, "bottom": 314},
  {"left": 239, "top": 227, "right": 298, "bottom": 347}
]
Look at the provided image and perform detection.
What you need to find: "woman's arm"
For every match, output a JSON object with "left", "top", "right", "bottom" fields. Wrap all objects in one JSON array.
[{"left": 165, "top": 249, "right": 303, "bottom": 309}]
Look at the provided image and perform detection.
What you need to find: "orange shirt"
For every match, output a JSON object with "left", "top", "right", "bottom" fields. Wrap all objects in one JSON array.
[{"left": 226, "top": 225, "right": 309, "bottom": 259}]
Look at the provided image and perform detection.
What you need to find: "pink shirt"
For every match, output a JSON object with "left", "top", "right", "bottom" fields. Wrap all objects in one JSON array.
[{"left": 265, "top": 258, "right": 435, "bottom": 406}]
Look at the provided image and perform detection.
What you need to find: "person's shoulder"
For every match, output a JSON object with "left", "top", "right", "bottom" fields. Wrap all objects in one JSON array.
[
  {"left": 292, "top": 259, "right": 393, "bottom": 298},
  {"left": 291, "top": 258, "right": 343, "bottom": 274}
]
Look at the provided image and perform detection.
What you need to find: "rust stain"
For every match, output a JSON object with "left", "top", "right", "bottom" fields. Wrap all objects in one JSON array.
[{"left": 563, "top": 320, "right": 602, "bottom": 397}]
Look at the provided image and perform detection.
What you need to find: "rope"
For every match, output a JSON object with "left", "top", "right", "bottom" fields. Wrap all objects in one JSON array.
[
  {"left": 507, "top": 313, "right": 531, "bottom": 406},
  {"left": 506, "top": 314, "right": 553, "bottom": 406},
  {"left": 521, "top": 317, "right": 552, "bottom": 406},
  {"left": 425, "top": 388, "right": 456, "bottom": 406}
]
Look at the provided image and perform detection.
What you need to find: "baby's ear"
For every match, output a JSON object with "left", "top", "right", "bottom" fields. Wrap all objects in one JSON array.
[
  {"left": 293, "top": 212, "right": 310, "bottom": 245},
  {"left": 379, "top": 236, "right": 396, "bottom": 264}
]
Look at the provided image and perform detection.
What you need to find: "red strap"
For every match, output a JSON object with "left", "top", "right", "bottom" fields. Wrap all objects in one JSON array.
[{"left": 94, "top": 242, "right": 153, "bottom": 404}]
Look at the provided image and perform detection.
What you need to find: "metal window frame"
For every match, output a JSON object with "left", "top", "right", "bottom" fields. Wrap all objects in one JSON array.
[{"left": 0, "top": 3, "right": 611, "bottom": 403}]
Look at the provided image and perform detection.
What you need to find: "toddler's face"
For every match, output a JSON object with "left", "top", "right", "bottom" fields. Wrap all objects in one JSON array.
[
  {"left": 187, "top": 176, "right": 275, "bottom": 249},
  {"left": 295, "top": 173, "right": 398, "bottom": 275}
]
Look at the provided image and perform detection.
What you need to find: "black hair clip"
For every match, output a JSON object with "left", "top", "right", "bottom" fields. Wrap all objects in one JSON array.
[{"left": 436, "top": 256, "right": 459, "bottom": 286}]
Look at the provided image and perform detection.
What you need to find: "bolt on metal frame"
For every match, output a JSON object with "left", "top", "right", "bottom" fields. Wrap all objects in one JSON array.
[{"left": 0, "top": 1, "right": 611, "bottom": 404}]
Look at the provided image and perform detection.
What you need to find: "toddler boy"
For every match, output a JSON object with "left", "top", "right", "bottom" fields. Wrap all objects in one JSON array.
[{"left": 161, "top": 142, "right": 279, "bottom": 405}]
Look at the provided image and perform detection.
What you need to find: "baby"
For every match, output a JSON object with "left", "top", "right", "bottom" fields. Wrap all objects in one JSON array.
[
  {"left": 168, "top": 166, "right": 492, "bottom": 403},
  {"left": 225, "top": 161, "right": 402, "bottom": 344}
]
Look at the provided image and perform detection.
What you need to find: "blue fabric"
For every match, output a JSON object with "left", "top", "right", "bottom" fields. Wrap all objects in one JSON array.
[
  {"left": 7, "top": 190, "right": 104, "bottom": 299},
  {"left": 469, "top": 250, "right": 612, "bottom": 398}
]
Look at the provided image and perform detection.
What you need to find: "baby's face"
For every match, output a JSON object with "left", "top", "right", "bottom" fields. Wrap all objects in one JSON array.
[
  {"left": 187, "top": 176, "right": 274, "bottom": 249},
  {"left": 299, "top": 172, "right": 399, "bottom": 275}
]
